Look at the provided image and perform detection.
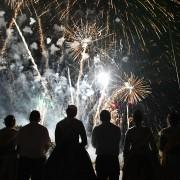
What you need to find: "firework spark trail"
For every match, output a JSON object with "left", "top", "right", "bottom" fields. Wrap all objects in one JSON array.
[
  {"left": 65, "top": 21, "right": 115, "bottom": 110},
  {"left": 50, "top": 0, "right": 78, "bottom": 22},
  {"left": 30, "top": 1, "right": 51, "bottom": 72},
  {"left": 0, "top": 2, "right": 23, "bottom": 57},
  {"left": 6, "top": 0, "right": 39, "bottom": 8},
  {"left": 30, "top": 2, "right": 50, "bottom": 71},
  {"left": 13, "top": 18, "right": 49, "bottom": 95},
  {"left": 173, "top": 0, "right": 180, "bottom": 5},
  {"left": 65, "top": 21, "right": 104, "bottom": 107},
  {"left": 13, "top": 18, "right": 53, "bottom": 126},
  {"left": 93, "top": 72, "right": 110, "bottom": 125},
  {"left": 76, "top": 43, "right": 88, "bottom": 108},
  {"left": 36, "top": 96, "right": 47, "bottom": 125},
  {"left": 94, "top": 93, "right": 118, "bottom": 126},
  {"left": 93, "top": 88, "right": 107, "bottom": 126},
  {"left": 68, "top": 68, "right": 74, "bottom": 104},
  {"left": 168, "top": 22, "right": 180, "bottom": 90},
  {"left": 37, "top": 16, "right": 49, "bottom": 70},
  {"left": 95, "top": 0, "right": 173, "bottom": 52}
]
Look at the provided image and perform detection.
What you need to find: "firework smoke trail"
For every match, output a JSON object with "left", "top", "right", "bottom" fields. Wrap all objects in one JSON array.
[
  {"left": 65, "top": 21, "right": 114, "bottom": 118},
  {"left": 93, "top": 87, "right": 107, "bottom": 126},
  {"left": 93, "top": 72, "right": 110, "bottom": 125},
  {"left": 65, "top": 22, "right": 102, "bottom": 107},
  {"left": 68, "top": 68, "right": 74, "bottom": 104},
  {"left": 33, "top": 5, "right": 49, "bottom": 71},
  {"left": 36, "top": 97, "right": 47, "bottom": 125},
  {"left": 0, "top": 2, "right": 23, "bottom": 57},
  {"left": 37, "top": 17, "right": 49, "bottom": 70},
  {"left": 64, "top": 20, "right": 114, "bottom": 121},
  {"left": 13, "top": 19, "right": 40, "bottom": 78},
  {"left": 76, "top": 40, "right": 89, "bottom": 107},
  {"left": 13, "top": 18, "right": 49, "bottom": 96}
]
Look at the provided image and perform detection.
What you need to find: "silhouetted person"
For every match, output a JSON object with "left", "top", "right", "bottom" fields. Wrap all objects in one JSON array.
[
  {"left": 123, "top": 110, "right": 159, "bottom": 180},
  {"left": 92, "top": 110, "right": 121, "bottom": 180},
  {"left": 17, "top": 110, "right": 51, "bottom": 180},
  {"left": 55, "top": 105, "right": 87, "bottom": 148},
  {"left": 45, "top": 105, "right": 96, "bottom": 180},
  {"left": 160, "top": 111, "right": 180, "bottom": 180},
  {"left": 0, "top": 115, "right": 18, "bottom": 180}
]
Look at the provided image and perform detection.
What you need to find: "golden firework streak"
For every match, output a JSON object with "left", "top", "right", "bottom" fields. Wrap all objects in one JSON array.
[
  {"left": 0, "top": 2, "right": 23, "bottom": 56},
  {"left": 13, "top": 18, "right": 49, "bottom": 95}
]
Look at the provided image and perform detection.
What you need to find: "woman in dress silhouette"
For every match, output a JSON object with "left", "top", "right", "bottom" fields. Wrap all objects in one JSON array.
[
  {"left": 122, "top": 110, "right": 159, "bottom": 180},
  {"left": 45, "top": 105, "right": 96, "bottom": 180}
]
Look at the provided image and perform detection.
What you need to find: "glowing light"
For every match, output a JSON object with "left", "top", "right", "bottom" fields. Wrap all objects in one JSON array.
[
  {"left": 124, "top": 82, "right": 134, "bottom": 94},
  {"left": 97, "top": 72, "right": 110, "bottom": 88}
]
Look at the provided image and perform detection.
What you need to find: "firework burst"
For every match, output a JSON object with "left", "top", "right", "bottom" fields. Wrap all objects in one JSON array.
[
  {"left": 98, "top": 73, "right": 151, "bottom": 128},
  {"left": 112, "top": 73, "right": 151, "bottom": 104},
  {"left": 65, "top": 20, "right": 105, "bottom": 61},
  {"left": 93, "top": 0, "right": 174, "bottom": 53},
  {"left": 65, "top": 21, "right": 102, "bottom": 104}
]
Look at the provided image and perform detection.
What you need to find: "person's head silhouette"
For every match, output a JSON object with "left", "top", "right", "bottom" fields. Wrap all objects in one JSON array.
[
  {"left": 29, "top": 110, "right": 41, "bottom": 123},
  {"left": 66, "top": 105, "right": 77, "bottom": 118},
  {"left": 4, "top": 115, "right": 16, "bottom": 128},
  {"left": 100, "top": 110, "right": 111, "bottom": 122},
  {"left": 133, "top": 110, "right": 143, "bottom": 126},
  {"left": 167, "top": 111, "right": 179, "bottom": 127}
]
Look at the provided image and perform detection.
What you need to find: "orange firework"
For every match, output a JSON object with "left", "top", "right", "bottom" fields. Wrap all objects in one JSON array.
[{"left": 112, "top": 73, "right": 151, "bottom": 104}]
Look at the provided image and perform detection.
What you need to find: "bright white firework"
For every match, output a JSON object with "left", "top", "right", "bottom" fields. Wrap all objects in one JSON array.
[{"left": 97, "top": 71, "right": 110, "bottom": 88}]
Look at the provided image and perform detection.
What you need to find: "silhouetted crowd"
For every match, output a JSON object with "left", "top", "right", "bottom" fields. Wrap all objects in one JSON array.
[{"left": 0, "top": 105, "right": 180, "bottom": 180}]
